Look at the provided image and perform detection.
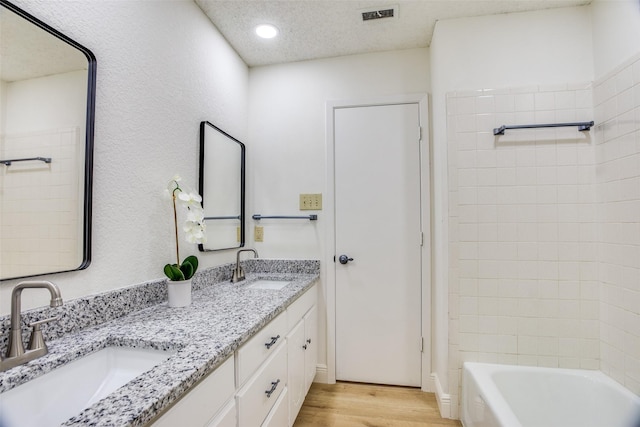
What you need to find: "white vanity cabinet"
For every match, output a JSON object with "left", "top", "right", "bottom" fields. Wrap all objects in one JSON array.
[
  {"left": 236, "top": 341, "right": 287, "bottom": 426},
  {"left": 287, "top": 319, "right": 306, "bottom": 419},
  {"left": 236, "top": 283, "right": 318, "bottom": 427},
  {"left": 235, "top": 308, "right": 288, "bottom": 427},
  {"left": 286, "top": 285, "right": 318, "bottom": 425},
  {"left": 148, "top": 283, "right": 318, "bottom": 427},
  {"left": 303, "top": 305, "right": 318, "bottom": 391},
  {"left": 150, "top": 356, "right": 236, "bottom": 427}
]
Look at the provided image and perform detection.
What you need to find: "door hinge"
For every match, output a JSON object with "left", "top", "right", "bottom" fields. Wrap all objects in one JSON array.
[
  {"left": 421, "top": 337, "right": 424, "bottom": 352},
  {"left": 418, "top": 126, "right": 422, "bottom": 142},
  {"left": 420, "top": 232, "right": 424, "bottom": 247}
]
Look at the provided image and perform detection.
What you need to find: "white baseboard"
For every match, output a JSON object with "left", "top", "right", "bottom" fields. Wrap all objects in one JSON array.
[
  {"left": 431, "top": 372, "right": 452, "bottom": 419},
  {"left": 313, "top": 364, "right": 329, "bottom": 384}
]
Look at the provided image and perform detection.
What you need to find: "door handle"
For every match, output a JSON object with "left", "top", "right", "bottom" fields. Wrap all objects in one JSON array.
[{"left": 338, "top": 255, "right": 354, "bottom": 264}]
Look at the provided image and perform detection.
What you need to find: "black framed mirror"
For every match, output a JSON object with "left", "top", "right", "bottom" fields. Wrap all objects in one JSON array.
[
  {"left": 0, "top": 0, "right": 96, "bottom": 280},
  {"left": 198, "top": 121, "right": 245, "bottom": 251}
]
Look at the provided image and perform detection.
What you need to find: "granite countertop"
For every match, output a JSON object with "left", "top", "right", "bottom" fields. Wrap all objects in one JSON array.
[{"left": 0, "top": 263, "right": 319, "bottom": 427}]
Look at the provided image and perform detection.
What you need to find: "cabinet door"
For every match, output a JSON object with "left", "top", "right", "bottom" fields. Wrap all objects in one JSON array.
[
  {"left": 303, "top": 305, "right": 318, "bottom": 392},
  {"left": 287, "top": 319, "right": 305, "bottom": 425},
  {"left": 207, "top": 400, "right": 236, "bottom": 427}
]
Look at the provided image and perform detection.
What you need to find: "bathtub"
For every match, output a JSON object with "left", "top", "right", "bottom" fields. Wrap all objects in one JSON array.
[{"left": 461, "top": 362, "right": 640, "bottom": 427}]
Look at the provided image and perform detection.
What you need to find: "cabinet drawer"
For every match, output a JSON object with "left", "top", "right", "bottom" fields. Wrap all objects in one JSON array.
[
  {"left": 207, "top": 399, "right": 236, "bottom": 427},
  {"left": 287, "top": 284, "right": 317, "bottom": 331},
  {"left": 262, "top": 386, "right": 289, "bottom": 427},
  {"left": 151, "top": 356, "right": 235, "bottom": 427},
  {"left": 237, "top": 310, "right": 287, "bottom": 386},
  {"left": 236, "top": 342, "right": 287, "bottom": 427}
]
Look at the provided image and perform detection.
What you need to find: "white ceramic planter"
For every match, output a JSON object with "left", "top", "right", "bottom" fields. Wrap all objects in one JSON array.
[{"left": 167, "top": 279, "right": 191, "bottom": 307}]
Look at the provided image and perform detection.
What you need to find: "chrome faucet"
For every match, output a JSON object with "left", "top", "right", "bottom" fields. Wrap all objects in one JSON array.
[
  {"left": 1, "top": 281, "right": 63, "bottom": 371},
  {"left": 231, "top": 248, "right": 259, "bottom": 283}
]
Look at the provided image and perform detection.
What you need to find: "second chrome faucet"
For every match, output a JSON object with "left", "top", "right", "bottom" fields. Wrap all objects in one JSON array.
[{"left": 231, "top": 248, "right": 259, "bottom": 283}]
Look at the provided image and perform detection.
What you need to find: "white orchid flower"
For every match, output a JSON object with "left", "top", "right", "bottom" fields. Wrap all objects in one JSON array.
[
  {"left": 184, "top": 221, "right": 206, "bottom": 243},
  {"left": 186, "top": 207, "right": 205, "bottom": 224},
  {"left": 165, "top": 174, "right": 207, "bottom": 280},
  {"left": 178, "top": 191, "right": 203, "bottom": 207}
]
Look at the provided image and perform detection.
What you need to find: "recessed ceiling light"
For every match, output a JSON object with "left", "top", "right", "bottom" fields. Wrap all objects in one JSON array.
[{"left": 255, "top": 24, "right": 278, "bottom": 39}]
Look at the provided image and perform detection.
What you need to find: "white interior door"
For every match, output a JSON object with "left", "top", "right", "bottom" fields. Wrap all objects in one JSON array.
[{"left": 334, "top": 103, "right": 422, "bottom": 387}]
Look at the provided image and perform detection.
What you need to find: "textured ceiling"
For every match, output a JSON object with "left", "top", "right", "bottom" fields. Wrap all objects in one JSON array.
[{"left": 196, "top": 0, "right": 592, "bottom": 67}]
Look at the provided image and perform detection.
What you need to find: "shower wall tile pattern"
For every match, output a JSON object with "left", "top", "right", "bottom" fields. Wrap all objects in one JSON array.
[
  {"left": 594, "top": 53, "right": 640, "bottom": 395},
  {"left": 0, "top": 127, "right": 82, "bottom": 278},
  {"left": 446, "top": 83, "right": 598, "bottom": 416}
]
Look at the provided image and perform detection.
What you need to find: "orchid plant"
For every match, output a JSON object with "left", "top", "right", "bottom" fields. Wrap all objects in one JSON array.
[{"left": 164, "top": 175, "right": 206, "bottom": 281}]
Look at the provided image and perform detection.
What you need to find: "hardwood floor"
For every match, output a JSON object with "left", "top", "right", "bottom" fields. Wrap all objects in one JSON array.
[{"left": 293, "top": 382, "right": 462, "bottom": 427}]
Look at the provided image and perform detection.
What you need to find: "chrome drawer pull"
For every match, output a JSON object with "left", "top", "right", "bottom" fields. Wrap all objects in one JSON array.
[
  {"left": 264, "top": 335, "right": 280, "bottom": 349},
  {"left": 265, "top": 379, "right": 280, "bottom": 397}
]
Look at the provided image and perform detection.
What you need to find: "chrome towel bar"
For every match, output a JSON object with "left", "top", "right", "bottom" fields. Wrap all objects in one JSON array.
[
  {"left": 203, "top": 215, "right": 241, "bottom": 220},
  {"left": 1, "top": 157, "right": 52, "bottom": 166},
  {"left": 252, "top": 214, "right": 318, "bottom": 221},
  {"left": 493, "top": 121, "right": 594, "bottom": 135}
]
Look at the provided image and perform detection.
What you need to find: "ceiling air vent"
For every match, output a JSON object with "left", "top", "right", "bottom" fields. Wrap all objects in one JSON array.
[{"left": 361, "top": 5, "right": 398, "bottom": 22}]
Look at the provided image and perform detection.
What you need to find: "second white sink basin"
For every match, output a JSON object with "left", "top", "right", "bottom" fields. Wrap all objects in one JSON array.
[
  {"left": 248, "top": 279, "right": 291, "bottom": 290},
  {"left": 0, "top": 346, "right": 174, "bottom": 427}
]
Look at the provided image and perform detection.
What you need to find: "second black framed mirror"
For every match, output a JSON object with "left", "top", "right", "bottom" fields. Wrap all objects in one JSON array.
[{"left": 198, "top": 121, "right": 245, "bottom": 251}]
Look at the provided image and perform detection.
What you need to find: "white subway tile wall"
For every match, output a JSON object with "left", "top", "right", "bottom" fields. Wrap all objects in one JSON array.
[
  {"left": 0, "top": 127, "right": 81, "bottom": 278},
  {"left": 595, "top": 54, "right": 640, "bottom": 395},
  {"left": 447, "top": 82, "right": 598, "bottom": 416},
  {"left": 447, "top": 54, "right": 640, "bottom": 416}
]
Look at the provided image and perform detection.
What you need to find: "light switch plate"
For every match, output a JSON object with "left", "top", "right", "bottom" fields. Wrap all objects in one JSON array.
[
  {"left": 254, "top": 226, "right": 264, "bottom": 242},
  {"left": 300, "top": 193, "right": 322, "bottom": 210}
]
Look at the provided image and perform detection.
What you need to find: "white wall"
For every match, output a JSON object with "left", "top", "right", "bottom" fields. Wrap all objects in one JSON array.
[
  {"left": 0, "top": 80, "right": 7, "bottom": 133},
  {"left": 248, "top": 47, "right": 430, "bottom": 381},
  {"left": 591, "top": 0, "right": 640, "bottom": 397},
  {"left": 0, "top": 0, "right": 249, "bottom": 314},
  {"left": 593, "top": 53, "right": 640, "bottom": 396},
  {"left": 430, "top": 5, "right": 594, "bottom": 415},
  {"left": 3, "top": 70, "right": 87, "bottom": 134},
  {"left": 592, "top": 0, "right": 640, "bottom": 79}
]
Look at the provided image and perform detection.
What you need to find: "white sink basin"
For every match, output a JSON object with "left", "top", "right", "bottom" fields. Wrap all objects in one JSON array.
[
  {"left": 248, "top": 279, "right": 291, "bottom": 290},
  {"left": 0, "top": 346, "right": 174, "bottom": 427}
]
